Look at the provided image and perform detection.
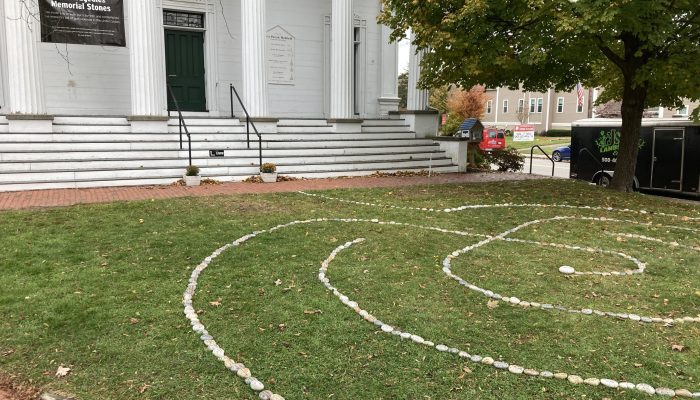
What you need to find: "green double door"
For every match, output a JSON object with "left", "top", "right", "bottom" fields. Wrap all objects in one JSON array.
[{"left": 165, "top": 29, "right": 207, "bottom": 112}]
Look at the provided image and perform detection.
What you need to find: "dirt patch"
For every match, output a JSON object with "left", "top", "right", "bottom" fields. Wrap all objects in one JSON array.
[{"left": 0, "top": 374, "right": 41, "bottom": 400}]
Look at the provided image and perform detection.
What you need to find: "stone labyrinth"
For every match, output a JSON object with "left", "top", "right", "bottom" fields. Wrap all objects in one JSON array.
[{"left": 183, "top": 191, "right": 700, "bottom": 399}]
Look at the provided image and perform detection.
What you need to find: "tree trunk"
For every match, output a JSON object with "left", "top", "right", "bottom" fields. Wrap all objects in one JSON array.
[{"left": 610, "top": 78, "right": 647, "bottom": 192}]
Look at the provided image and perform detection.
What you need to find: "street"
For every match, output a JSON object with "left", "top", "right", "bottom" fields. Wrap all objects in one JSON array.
[{"left": 521, "top": 157, "right": 571, "bottom": 178}]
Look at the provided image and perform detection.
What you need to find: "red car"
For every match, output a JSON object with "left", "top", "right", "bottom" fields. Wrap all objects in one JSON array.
[{"left": 479, "top": 128, "right": 506, "bottom": 151}]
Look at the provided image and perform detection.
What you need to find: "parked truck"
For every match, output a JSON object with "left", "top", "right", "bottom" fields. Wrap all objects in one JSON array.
[{"left": 570, "top": 119, "right": 700, "bottom": 198}]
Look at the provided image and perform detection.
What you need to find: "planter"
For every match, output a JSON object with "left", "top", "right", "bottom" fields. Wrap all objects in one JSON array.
[
  {"left": 260, "top": 172, "right": 278, "bottom": 183},
  {"left": 183, "top": 175, "right": 202, "bottom": 186}
]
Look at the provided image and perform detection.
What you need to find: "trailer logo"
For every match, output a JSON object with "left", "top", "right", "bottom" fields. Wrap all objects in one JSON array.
[{"left": 595, "top": 129, "right": 645, "bottom": 155}]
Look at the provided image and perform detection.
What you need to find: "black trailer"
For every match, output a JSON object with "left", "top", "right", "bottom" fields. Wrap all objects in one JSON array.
[{"left": 570, "top": 119, "right": 700, "bottom": 198}]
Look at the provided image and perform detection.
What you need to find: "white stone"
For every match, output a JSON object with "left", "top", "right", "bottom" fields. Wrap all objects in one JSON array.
[
  {"left": 508, "top": 365, "right": 524, "bottom": 374},
  {"left": 600, "top": 379, "right": 619, "bottom": 388},
  {"left": 636, "top": 383, "right": 656, "bottom": 395},
  {"left": 655, "top": 387, "right": 675, "bottom": 397},
  {"left": 559, "top": 266, "right": 576, "bottom": 275},
  {"left": 250, "top": 379, "right": 265, "bottom": 392}
]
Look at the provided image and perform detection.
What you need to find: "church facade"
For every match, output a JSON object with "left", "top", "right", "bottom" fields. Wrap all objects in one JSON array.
[
  {"left": 0, "top": 0, "right": 452, "bottom": 192},
  {"left": 0, "top": 0, "right": 435, "bottom": 129}
]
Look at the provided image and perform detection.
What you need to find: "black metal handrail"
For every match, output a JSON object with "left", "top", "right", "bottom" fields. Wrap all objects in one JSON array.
[
  {"left": 529, "top": 145, "right": 556, "bottom": 177},
  {"left": 230, "top": 84, "right": 263, "bottom": 169},
  {"left": 578, "top": 147, "right": 606, "bottom": 182},
  {"left": 167, "top": 84, "right": 192, "bottom": 167}
]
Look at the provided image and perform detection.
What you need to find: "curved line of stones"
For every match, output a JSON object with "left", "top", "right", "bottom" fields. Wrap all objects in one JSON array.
[
  {"left": 603, "top": 231, "right": 700, "bottom": 251},
  {"left": 321, "top": 238, "right": 699, "bottom": 398},
  {"left": 297, "top": 191, "right": 700, "bottom": 224},
  {"left": 184, "top": 217, "right": 699, "bottom": 398},
  {"left": 182, "top": 218, "right": 488, "bottom": 399},
  {"left": 441, "top": 216, "right": 700, "bottom": 325}
]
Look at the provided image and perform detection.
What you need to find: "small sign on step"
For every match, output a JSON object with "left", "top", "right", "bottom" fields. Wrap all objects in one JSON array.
[{"left": 209, "top": 150, "right": 225, "bottom": 157}]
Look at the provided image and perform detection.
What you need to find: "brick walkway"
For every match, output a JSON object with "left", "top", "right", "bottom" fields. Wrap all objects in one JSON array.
[{"left": 0, "top": 173, "right": 547, "bottom": 211}]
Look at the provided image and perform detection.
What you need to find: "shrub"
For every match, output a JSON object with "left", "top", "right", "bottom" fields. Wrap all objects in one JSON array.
[
  {"left": 472, "top": 148, "right": 490, "bottom": 169},
  {"left": 260, "top": 163, "right": 277, "bottom": 173},
  {"left": 484, "top": 147, "right": 525, "bottom": 172},
  {"left": 441, "top": 113, "right": 462, "bottom": 136},
  {"left": 185, "top": 165, "right": 200, "bottom": 176}
]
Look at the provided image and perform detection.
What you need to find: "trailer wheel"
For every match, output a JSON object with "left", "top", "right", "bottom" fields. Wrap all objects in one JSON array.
[{"left": 597, "top": 174, "right": 612, "bottom": 187}]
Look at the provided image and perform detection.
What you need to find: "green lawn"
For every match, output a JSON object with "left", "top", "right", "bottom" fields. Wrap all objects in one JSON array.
[
  {"left": 506, "top": 136, "right": 571, "bottom": 153},
  {"left": 1, "top": 180, "right": 699, "bottom": 399}
]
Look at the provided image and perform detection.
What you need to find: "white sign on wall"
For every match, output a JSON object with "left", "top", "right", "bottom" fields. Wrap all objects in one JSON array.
[
  {"left": 514, "top": 124, "right": 536, "bottom": 142},
  {"left": 266, "top": 26, "right": 295, "bottom": 85}
]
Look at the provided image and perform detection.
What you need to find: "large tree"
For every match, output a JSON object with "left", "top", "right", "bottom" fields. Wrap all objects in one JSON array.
[{"left": 380, "top": 0, "right": 700, "bottom": 192}]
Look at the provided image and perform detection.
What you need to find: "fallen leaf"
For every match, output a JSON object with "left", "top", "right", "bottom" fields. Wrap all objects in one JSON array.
[
  {"left": 55, "top": 366, "right": 71, "bottom": 378},
  {"left": 274, "top": 279, "right": 282, "bottom": 286},
  {"left": 304, "top": 309, "right": 323, "bottom": 315},
  {"left": 487, "top": 300, "right": 499, "bottom": 310},
  {"left": 695, "top": 291, "right": 700, "bottom": 298},
  {"left": 278, "top": 324, "right": 286, "bottom": 332},
  {"left": 209, "top": 299, "right": 222, "bottom": 307},
  {"left": 671, "top": 344, "right": 686, "bottom": 352},
  {"left": 139, "top": 383, "right": 152, "bottom": 394},
  {"left": 129, "top": 318, "right": 140, "bottom": 324}
]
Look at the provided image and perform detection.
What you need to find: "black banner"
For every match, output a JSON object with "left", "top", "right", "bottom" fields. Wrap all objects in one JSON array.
[{"left": 39, "top": 0, "right": 125, "bottom": 46}]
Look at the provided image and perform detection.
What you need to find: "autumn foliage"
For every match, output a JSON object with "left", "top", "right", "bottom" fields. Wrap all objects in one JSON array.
[{"left": 446, "top": 85, "right": 490, "bottom": 120}]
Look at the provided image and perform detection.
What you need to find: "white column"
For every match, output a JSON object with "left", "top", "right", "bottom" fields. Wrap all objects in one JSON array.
[
  {"left": 127, "top": 0, "right": 167, "bottom": 117},
  {"left": 494, "top": 88, "right": 500, "bottom": 124},
  {"left": 592, "top": 88, "right": 600, "bottom": 118},
  {"left": 241, "top": 0, "right": 269, "bottom": 118},
  {"left": 378, "top": 12, "right": 399, "bottom": 116},
  {"left": 330, "top": 0, "right": 354, "bottom": 120},
  {"left": 407, "top": 31, "right": 428, "bottom": 111},
  {"left": 3, "top": 0, "right": 47, "bottom": 115}
]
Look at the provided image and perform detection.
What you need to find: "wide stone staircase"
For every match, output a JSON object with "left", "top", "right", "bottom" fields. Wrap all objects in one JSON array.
[{"left": 0, "top": 115, "right": 458, "bottom": 192}]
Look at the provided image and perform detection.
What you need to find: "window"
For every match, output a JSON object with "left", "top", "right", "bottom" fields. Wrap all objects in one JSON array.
[
  {"left": 577, "top": 97, "right": 585, "bottom": 113},
  {"left": 518, "top": 99, "right": 525, "bottom": 113},
  {"left": 676, "top": 105, "right": 689, "bottom": 116},
  {"left": 486, "top": 100, "right": 493, "bottom": 114},
  {"left": 557, "top": 97, "right": 564, "bottom": 113},
  {"left": 503, "top": 100, "right": 509, "bottom": 113},
  {"left": 529, "top": 98, "right": 536, "bottom": 113},
  {"left": 163, "top": 10, "right": 205, "bottom": 28},
  {"left": 537, "top": 98, "right": 543, "bottom": 113}
]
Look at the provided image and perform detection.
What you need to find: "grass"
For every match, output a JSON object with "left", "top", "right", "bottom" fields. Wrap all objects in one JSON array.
[
  {"left": 506, "top": 136, "right": 571, "bottom": 153},
  {"left": 0, "top": 179, "right": 698, "bottom": 399}
]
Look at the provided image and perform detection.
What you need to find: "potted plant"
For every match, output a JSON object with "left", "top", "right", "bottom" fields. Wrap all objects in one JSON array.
[
  {"left": 260, "top": 163, "right": 278, "bottom": 183},
  {"left": 184, "top": 165, "right": 202, "bottom": 186}
]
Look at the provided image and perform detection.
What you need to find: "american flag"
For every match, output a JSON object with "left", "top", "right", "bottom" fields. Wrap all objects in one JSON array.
[{"left": 576, "top": 83, "right": 585, "bottom": 108}]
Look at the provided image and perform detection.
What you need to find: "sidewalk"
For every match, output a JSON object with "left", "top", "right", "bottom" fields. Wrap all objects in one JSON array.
[{"left": 0, "top": 172, "right": 546, "bottom": 211}]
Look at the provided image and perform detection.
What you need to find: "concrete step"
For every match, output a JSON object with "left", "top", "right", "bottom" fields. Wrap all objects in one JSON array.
[
  {"left": 277, "top": 125, "right": 335, "bottom": 133},
  {"left": 0, "top": 165, "right": 458, "bottom": 192},
  {"left": 1, "top": 152, "right": 446, "bottom": 172},
  {"left": 0, "top": 145, "right": 442, "bottom": 162},
  {"left": 277, "top": 119, "right": 331, "bottom": 127},
  {"left": 0, "top": 158, "right": 454, "bottom": 184},
  {"left": 361, "top": 126, "right": 411, "bottom": 133},
  {"left": 0, "top": 138, "right": 439, "bottom": 153},
  {"left": 1, "top": 132, "right": 239, "bottom": 142},
  {"left": 362, "top": 119, "right": 407, "bottom": 126},
  {"left": 53, "top": 124, "right": 132, "bottom": 133},
  {"left": 168, "top": 117, "right": 242, "bottom": 126},
  {"left": 168, "top": 125, "right": 246, "bottom": 134},
  {"left": 281, "top": 165, "right": 458, "bottom": 179},
  {"left": 53, "top": 116, "right": 129, "bottom": 125}
]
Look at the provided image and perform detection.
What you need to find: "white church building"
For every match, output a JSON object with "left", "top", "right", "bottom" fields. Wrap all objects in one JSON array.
[{"left": 0, "top": 0, "right": 456, "bottom": 191}]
